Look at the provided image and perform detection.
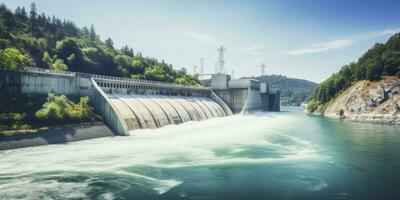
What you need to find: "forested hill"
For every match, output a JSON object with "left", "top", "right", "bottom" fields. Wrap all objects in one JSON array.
[
  {"left": 0, "top": 3, "right": 199, "bottom": 85},
  {"left": 254, "top": 75, "right": 318, "bottom": 106},
  {"left": 308, "top": 32, "right": 400, "bottom": 113}
]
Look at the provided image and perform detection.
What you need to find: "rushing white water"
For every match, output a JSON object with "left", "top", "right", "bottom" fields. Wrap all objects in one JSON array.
[{"left": 0, "top": 112, "right": 323, "bottom": 199}]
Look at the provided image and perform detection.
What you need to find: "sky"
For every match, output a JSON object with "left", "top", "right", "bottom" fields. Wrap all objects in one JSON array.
[{"left": 3, "top": 0, "right": 400, "bottom": 83}]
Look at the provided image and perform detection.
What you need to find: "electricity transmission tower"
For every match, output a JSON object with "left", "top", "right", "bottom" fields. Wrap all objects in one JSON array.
[
  {"left": 200, "top": 58, "right": 204, "bottom": 74},
  {"left": 261, "top": 63, "right": 266, "bottom": 76},
  {"left": 217, "top": 46, "right": 226, "bottom": 74}
]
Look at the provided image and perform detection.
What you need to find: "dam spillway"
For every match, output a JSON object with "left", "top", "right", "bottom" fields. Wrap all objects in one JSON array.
[
  {"left": 0, "top": 67, "right": 279, "bottom": 136},
  {"left": 108, "top": 94, "right": 228, "bottom": 131}
]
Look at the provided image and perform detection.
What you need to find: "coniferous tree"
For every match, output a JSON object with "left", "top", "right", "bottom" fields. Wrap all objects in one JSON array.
[
  {"left": 105, "top": 37, "right": 114, "bottom": 49},
  {"left": 90, "top": 24, "right": 96, "bottom": 42},
  {"left": 29, "top": 2, "right": 37, "bottom": 32}
]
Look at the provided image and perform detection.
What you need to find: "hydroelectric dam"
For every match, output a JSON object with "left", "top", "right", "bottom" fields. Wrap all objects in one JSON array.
[{"left": 0, "top": 67, "right": 280, "bottom": 136}]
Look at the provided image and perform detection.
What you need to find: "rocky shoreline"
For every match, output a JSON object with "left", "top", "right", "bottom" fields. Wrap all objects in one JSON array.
[{"left": 309, "top": 77, "right": 400, "bottom": 125}]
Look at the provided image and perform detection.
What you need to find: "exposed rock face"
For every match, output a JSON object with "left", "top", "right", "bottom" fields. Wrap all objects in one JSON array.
[{"left": 323, "top": 77, "right": 400, "bottom": 125}]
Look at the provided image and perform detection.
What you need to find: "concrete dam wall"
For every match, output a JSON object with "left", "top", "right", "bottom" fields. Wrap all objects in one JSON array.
[
  {"left": 1, "top": 68, "right": 280, "bottom": 136},
  {"left": 0, "top": 67, "right": 232, "bottom": 136}
]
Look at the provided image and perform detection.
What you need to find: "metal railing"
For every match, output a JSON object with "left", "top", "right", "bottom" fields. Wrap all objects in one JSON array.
[
  {"left": 92, "top": 76, "right": 211, "bottom": 91},
  {"left": 23, "top": 67, "right": 76, "bottom": 76},
  {"left": 90, "top": 74, "right": 209, "bottom": 90},
  {"left": 21, "top": 67, "right": 210, "bottom": 90}
]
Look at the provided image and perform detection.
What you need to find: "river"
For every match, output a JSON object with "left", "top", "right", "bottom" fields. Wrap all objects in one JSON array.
[{"left": 0, "top": 107, "right": 399, "bottom": 199}]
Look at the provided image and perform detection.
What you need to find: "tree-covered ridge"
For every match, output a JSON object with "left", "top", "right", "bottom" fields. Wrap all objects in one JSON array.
[
  {"left": 308, "top": 32, "right": 400, "bottom": 112},
  {"left": 254, "top": 75, "right": 318, "bottom": 106},
  {"left": 0, "top": 3, "right": 199, "bottom": 85}
]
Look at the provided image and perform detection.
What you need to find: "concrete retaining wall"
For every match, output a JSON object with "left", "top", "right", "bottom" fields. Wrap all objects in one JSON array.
[
  {"left": 0, "top": 123, "right": 114, "bottom": 150},
  {"left": 213, "top": 88, "right": 248, "bottom": 113},
  {"left": 243, "top": 87, "right": 263, "bottom": 112}
]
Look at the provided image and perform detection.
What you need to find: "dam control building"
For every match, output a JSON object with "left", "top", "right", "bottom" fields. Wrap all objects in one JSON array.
[
  {"left": 0, "top": 68, "right": 280, "bottom": 136},
  {"left": 210, "top": 74, "right": 280, "bottom": 113}
]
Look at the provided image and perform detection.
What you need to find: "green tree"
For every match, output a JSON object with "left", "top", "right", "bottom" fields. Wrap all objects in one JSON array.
[
  {"left": 144, "top": 65, "right": 166, "bottom": 81},
  {"left": 0, "top": 3, "right": 200, "bottom": 86},
  {"left": 381, "top": 50, "right": 400, "bottom": 75},
  {"left": 120, "top": 45, "right": 134, "bottom": 57},
  {"left": 56, "top": 38, "right": 84, "bottom": 71},
  {"left": 105, "top": 37, "right": 114, "bottom": 49},
  {"left": 42, "top": 51, "right": 53, "bottom": 66},
  {"left": 365, "top": 59, "right": 383, "bottom": 81},
  {"left": 0, "top": 48, "right": 26, "bottom": 70},
  {"left": 29, "top": 2, "right": 37, "bottom": 32},
  {"left": 51, "top": 59, "right": 68, "bottom": 71},
  {"left": 90, "top": 24, "right": 96, "bottom": 42}
]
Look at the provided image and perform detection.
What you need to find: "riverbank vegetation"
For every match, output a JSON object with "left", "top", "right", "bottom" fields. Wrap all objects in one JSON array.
[
  {"left": 0, "top": 3, "right": 199, "bottom": 85},
  {"left": 308, "top": 32, "right": 400, "bottom": 112},
  {"left": 0, "top": 84, "right": 100, "bottom": 135}
]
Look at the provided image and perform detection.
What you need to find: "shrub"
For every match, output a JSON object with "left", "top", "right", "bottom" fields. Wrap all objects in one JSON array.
[
  {"left": 35, "top": 93, "right": 72, "bottom": 122},
  {"left": 338, "top": 109, "right": 344, "bottom": 118},
  {"left": 0, "top": 112, "right": 28, "bottom": 130},
  {"left": 0, "top": 112, "right": 26, "bottom": 126},
  {"left": 35, "top": 93, "right": 98, "bottom": 124},
  {"left": 70, "top": 96, "right": 98, "bottom": 121}
]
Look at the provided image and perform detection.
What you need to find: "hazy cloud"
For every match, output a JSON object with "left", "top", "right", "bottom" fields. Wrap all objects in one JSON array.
[
  {"left": 377, "top": 28, "right": 400, "bottom": 36},
  {"left": 286, "top": 27, "right": 400, "bottom": 56},
  {"left": 241, "top": 44, "right": 264, "bottom": 55},
  {"left": 186, "top": 31, "right": 220, "bottom": 45},
  {"left": 286, "top": 39, "right": 354, "bottom": 55}
]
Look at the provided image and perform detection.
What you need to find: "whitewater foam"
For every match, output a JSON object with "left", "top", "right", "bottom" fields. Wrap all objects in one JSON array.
[{"left": 0, "top": 112, "right": 323, "bottom": 197}]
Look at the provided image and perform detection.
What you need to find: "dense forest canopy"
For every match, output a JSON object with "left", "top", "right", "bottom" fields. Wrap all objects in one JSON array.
[
  {"left": 308, "top": 32, "right": 400, "bottom": 112},
  {"left": 253, "top": 75, "right": 318, "bottom": 106},
  {"left": 0, "top": 3, "right": 199, "bottom": 85}
]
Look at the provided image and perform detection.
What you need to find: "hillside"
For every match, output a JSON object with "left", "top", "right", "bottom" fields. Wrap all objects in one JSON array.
[
  {"left": 308, "top": 32, "right": 400, "bottom": 114},
  {"left": 0, "top": 3, "right": 199, "bottom": 85},
  {"left": 254, "top": 75, "right": 318, "bottom": 106},
  {"left": 321, "top": 77, "right": 400, "bottom": 125}
]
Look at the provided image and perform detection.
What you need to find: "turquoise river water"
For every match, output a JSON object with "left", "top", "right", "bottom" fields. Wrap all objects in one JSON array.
[{"left": 0, "top": 107, "right": 399, "bottom": 199}]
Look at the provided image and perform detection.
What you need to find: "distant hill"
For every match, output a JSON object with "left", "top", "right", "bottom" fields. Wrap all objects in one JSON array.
[{"left": 253, "top": 75, "right": 318, "bottom": 106}]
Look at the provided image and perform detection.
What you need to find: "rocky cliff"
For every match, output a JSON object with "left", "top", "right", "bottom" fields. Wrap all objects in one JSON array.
[{"left": 320, "top": 77, "right": 400, "bottom": 125}]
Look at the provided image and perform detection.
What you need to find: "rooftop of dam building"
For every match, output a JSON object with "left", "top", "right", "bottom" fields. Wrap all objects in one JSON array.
[{"left": 0, "top": 67, "right": 280, "bottom": 135}]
